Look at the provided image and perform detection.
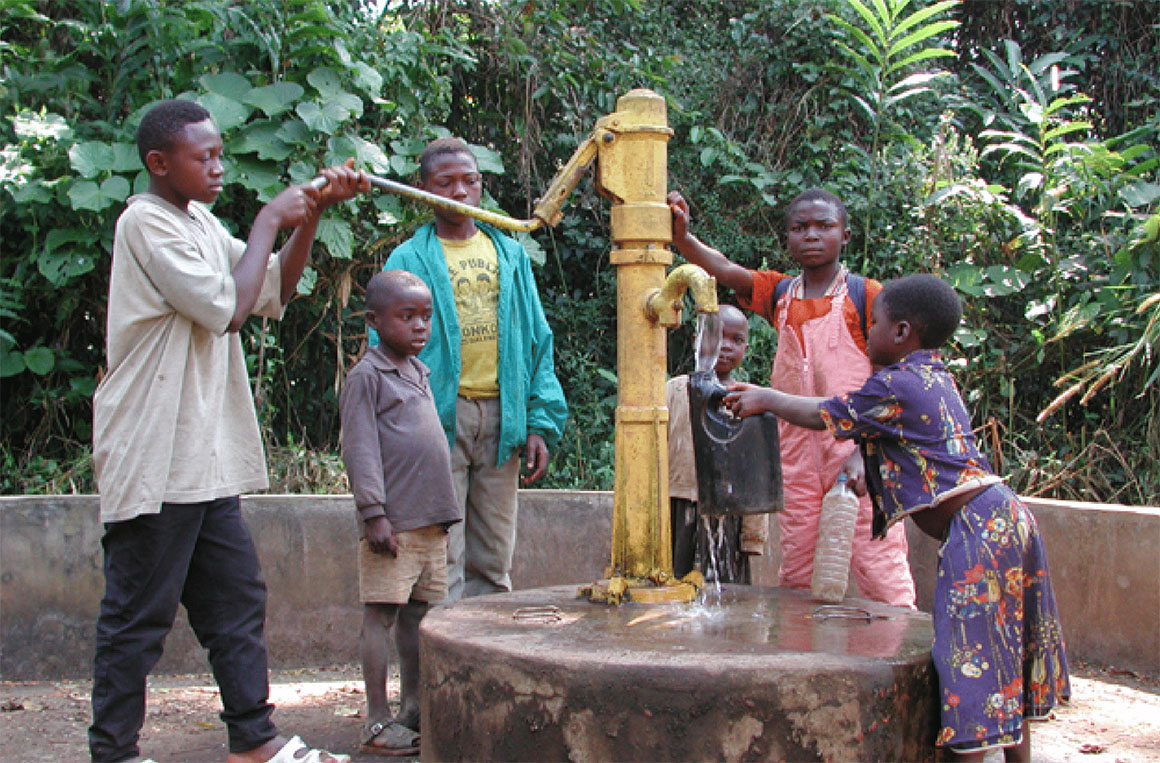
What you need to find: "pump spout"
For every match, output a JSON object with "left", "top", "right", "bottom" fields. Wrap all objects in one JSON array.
[{"left": 644, "top": 263, "right": 718, "bottom": 327}]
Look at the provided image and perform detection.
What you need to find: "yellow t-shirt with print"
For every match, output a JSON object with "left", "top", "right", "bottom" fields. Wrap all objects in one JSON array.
[{"left": 441, "top": 231, "right": 499, "bottom": 398}]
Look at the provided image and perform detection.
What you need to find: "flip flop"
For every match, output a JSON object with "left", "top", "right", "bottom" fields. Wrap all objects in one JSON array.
[
  {"left": 360, "top": 719, "right": 421, "bottom": 757},
  {"left": 266, "top": 735, "right": 351, "bottom": 763}
]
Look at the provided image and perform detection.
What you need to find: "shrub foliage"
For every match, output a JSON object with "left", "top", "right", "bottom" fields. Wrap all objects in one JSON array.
[{"left": 2, "top": 0, "right": 1157, "bottom": 503}]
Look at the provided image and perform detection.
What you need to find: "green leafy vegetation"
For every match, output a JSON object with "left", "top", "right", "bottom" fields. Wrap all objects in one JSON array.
[{"left": 2, "top": 0, "right": 1157, "bottom": 504}]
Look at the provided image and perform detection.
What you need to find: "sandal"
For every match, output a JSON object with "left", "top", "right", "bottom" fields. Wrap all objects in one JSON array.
[
  {"left": 266, "top": 735, "right": 351, "bottom": 763},
  {"left": 360, "top": 719, "right": 421, "bottom": 757}
]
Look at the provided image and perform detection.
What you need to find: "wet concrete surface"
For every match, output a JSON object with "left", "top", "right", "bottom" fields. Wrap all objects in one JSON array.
[{"left": 420, "top": 585, "right": 939, "bottom": 761}]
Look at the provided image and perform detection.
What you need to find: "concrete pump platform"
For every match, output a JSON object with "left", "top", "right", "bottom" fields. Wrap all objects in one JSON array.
[{"left": 420, "top": 584, "right": 938, "bottom": 762}]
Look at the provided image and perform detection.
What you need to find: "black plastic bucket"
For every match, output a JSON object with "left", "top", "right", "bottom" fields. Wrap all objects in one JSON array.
[{"left": 687, "top": 371, "right": 784, "bottom": 517}]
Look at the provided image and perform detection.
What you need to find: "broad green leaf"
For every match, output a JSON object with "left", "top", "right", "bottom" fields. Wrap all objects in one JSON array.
[
  {"left": 1045, "top": 93, "right": 1092, "bottom": 116},
  {"left": 1120, "top": 183, "right": 1160, "bottom": 209},
  {"left": 885, "top": 87, "right": 933, "bottom": 109},
  {"left": 297, "top": 101, "right": 351, "bottom": 133},
  {"left": 374, "top": 193, "right": 403, "bottom": 221},
  {"left": 980, "top": 143, "right": 1041, "bottom": 163},
  {"left": 982, "top": 265, "right": 1030, "bottom": 296},
  {"left": 23, "top": 346, "right": 54, "bottom": 375},
  {"left": 111, "top": 143, "right": 141, "bottom": 172},
  {"left": 10, "top": 181, "right": 52, "bottom": 204},
  {"left": 1043, "top": 122, "right": 1092, "bottom": 142},
  {"left": 69, "top": 141, "right": 114, "bottom": 179},
  {"left": 287, "top": 161, "right": 317, "bottom": 186},
  {"left": 200, "top": 72, "right": 252, "bottom": 100},
  {"left": 307, "top": 67, "right": 345, "bottom": 98},
  {"left": 325, "top": 134, "right": 390, "bottom": 175},
  {"left": 351, "top": 135, "right": 392, "bottom": 174},
  {"left": 841, "top": 0, "right": 887, "bottom": 47},
  {"left": 946, "top": 264, "right": 983, "bottom": 296},
  {"left": 39, "top": 228, "right": 100, "bottom": 285},
  {"left": 390, "top": 154, "right": 416, "bottom": 177},
  {"left": 514, "top": 231, "right": 545, "bottom": 266},
  {"left": 0, "top": 351, "right": 25, "bottom": 377},
  {"left": 352, "top": 62, "right": 383, "bottom": 97},
  {"left": 470, "top": 144, "right": 505, "bottom": 175},
  {"left": 886, "top": 21, "right": 960, "bottom": 59},
  {"left": 232, "top": 157, "right": 282, "bottom": 199},
  {"left": 70, "top": 376, "right": 98, "bottom": 397},
  {"left": 101, "top": 175, "right": 130, "bottom": 202},
  {"left": 276, "top": 119, "right": 313, "bottom": 145},
  {"left": 1028, "top": 52, "right": 1072, "bottom": 76},
  {"left": 232, "top": 121, "right": 293, "bottom": 161},
  {"left": 891, "top": 0, "right": 960, "bottom": 38},
  {"left": 198, "top": 92, "right": 251, "bottom": 132},
  {"left": 829, "top": 16, "right": 885, "bottom": 67},
  {"left": 316, "top": 218, "right": 353, "bottom": 260},
  {"left": 67, "top": 179, "right": 113, "bottom": 212},
  {"left": 835, "top": 45, "right": 878, "bottom": 85},
  {"left": 296, "top": 266, "right": 318, "bottom": 296},
  {"left": 244, "top": 82, "right": 305, "bottom": 117},
  {"left": 331, "top": 38, "right": 353, "bottom": 66},
  {"left": 849, "top": 94, "right": 877, "bottom": 122},
  {"left": 887, "top": 47, "right": 958, "bottom": 74},
  {"left": 887, "top": 72, "right": 947, "bottom": 93},
  {"left": 390, "top": 138, "right": 428, "bottom": 159}
]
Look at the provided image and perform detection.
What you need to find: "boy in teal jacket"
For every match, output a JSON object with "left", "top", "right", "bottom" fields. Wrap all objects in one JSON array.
[{"left": 373, "top": 137, "right": 567, "bottom": 601}]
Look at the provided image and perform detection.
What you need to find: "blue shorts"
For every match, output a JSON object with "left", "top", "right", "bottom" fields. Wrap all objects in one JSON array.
[{"left": 931, "top": 484, "right": 1070, "bottom": 752}]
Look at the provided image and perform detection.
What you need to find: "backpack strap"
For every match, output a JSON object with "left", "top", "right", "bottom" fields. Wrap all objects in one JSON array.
[
  {"left": 773, "top": 275, "right": 795, "bottom": 307},
  {"left": 773, "top": 272, "right": 869, "bottom": 337},
  {"left": 846, "top": 273, "right": 868, "bottom": 339}
]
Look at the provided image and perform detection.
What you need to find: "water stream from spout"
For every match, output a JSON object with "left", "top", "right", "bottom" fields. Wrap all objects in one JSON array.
[
  {"left": 699, "top": 515, "right": 724, "bottom": 606},
  {"left": 694, "top": 312, "right": 722, "bottom": 375},
  {"left": 691, "top": 310, "right": 734, "bottom": 607}
]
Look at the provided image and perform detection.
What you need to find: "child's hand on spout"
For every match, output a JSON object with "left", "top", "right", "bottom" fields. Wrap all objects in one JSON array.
[{"left": 722, "top": 382, "right": 775, "bottom": 418}]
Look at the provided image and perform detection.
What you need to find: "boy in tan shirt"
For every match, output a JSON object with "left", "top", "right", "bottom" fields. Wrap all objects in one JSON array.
[{"left": 90, "top": 98, "right": 367, "bottom": 763}]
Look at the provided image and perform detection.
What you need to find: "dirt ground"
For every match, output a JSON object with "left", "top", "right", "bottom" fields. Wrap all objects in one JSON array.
[{"left": 1, "top": 661, "right": 1157, "bottom": 762}]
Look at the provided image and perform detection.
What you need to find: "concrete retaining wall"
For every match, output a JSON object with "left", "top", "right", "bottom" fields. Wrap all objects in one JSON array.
[{"left": 1, "top": 492, "right": 1156, "bottom": 680}]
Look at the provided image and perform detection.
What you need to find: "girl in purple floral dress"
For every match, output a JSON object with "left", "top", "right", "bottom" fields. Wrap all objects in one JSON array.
[{"left": 723, "top": 274, "right": 1069, "bottom": 761}]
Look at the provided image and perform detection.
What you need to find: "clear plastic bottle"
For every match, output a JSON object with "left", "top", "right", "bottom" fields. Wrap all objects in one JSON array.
[{"left": 811, "top": 473, "right": 859, "bottom": 603}]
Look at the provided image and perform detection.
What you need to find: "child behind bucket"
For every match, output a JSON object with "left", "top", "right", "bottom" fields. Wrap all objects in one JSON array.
[
  {"left": 340, "top": 270, "right": 462, "bottom": 756},
  {"left": 722, "top": 274, "right": 1070, "bottom": 760},
  {"left": 667, "top": 304, "right": 768, "bottom": 584},
  {"left": 668, "top": 188, "right": 916, "bottom": 608}
]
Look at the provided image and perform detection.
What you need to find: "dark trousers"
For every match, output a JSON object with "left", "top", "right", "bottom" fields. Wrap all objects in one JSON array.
[
  {"left": 670, "top": 497, "right": 751, "bottom": 584},
  {"left": 89, "top": 496, "right": 278, "bottom": 762}
]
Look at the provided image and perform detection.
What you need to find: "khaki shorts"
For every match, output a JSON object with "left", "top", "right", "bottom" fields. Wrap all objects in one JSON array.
[{"left": 359, "top": 525, "right": 449, "bottom": 604}]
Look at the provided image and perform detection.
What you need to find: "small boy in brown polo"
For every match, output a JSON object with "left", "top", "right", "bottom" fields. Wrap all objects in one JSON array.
[{"left": 339, "top": 269, "right": 461, "bottom": 755}]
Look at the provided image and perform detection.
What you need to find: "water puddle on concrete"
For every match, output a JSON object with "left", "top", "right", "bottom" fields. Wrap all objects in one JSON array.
[{"left": 452, "top": 585, "right": 933, "bottom": 663}]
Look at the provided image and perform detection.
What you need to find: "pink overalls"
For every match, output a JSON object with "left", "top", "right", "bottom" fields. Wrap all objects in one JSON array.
[{"left": 771, "top": 273, "right": 916, "bottom": 607}]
